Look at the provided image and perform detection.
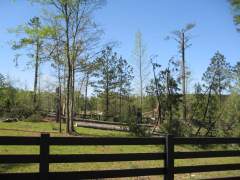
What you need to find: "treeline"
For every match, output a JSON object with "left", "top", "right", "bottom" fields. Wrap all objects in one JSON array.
[
  {"left": 1, "top": 0, "right": 240, "bottom": 137},
  {"left": 2, "top": 50, "right": 240, "bottom": 137}
]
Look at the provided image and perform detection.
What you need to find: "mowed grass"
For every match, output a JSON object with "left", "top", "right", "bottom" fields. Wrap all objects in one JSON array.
[{"left": 0, "top": 121, "right": 239, "bottom": 179}]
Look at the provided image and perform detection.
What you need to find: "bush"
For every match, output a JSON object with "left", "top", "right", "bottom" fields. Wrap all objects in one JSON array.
[
  {"left": 128, "top": 122, "right": 150, "bottom": 137},
  {"left": 25, "top": 113, "right": 43, "bottom": 122},
  {"left": 161, "top": 119, "right": 187, "bottom": 136},
  {"left": 9, "top": 105, "right": 34, "bottom": 119},
  {"left": 126, "top": 114, "right": 151, "bottom": 137}
]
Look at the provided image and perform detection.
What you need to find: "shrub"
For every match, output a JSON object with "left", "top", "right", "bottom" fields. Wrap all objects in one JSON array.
[
  {"left": 25, "top": 113, "right": 43, "bottom": 122},
  {"left": 126, "top": 114, "right": 151, "bottom": 137},
  {"left": 160, "top": 119, "right": 187, "bottom": 136},
  {"left": 9, "top": 105, "right": 34, "bottom": 119}
]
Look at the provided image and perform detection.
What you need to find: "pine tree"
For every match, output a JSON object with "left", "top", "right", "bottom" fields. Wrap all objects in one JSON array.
[
  {"left": 10, "top": 17, "right": 52, "bottom": 110},
  {"left": 116, "top": 57, "right": 134, "bottom": 120},
  {"left": 202, "top": 51, "right": 232, "bottom": 107},
  {"left": 93, "top": 47, "right": 119, "bottom": 118}
]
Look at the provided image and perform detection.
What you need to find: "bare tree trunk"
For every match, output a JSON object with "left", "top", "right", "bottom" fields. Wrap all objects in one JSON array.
[
  {"left": 119, "top": 81, "right": 122, "bottom": 121},
  {"left": 66, "top": 64, "right": 72, "bottom": 133},
  {"left": 139, "top": 40, "right": 143, "bottom": 114},
  {"left": 33, "top": 39, "right": 40, "bottom": 110},
  {"left": 59, "top": 86, "right": 62, "bottom": 132},
  {"left": 166, "top": 70, "right": 173, "bottom": 122},
  {"left": 134, "top": 32, "right": 145, "bottom": 115},
  {"left": 64, "top": 3, "right": 73, "bottom": 134},
  {"left": 181, "top": 32, "right": 187, "bottom": 122},
  {"left": 114, "top": 92, "right": 117, "bottom": 116},
  {"left": 106, "top": 58, "right": 109, "bottom": 119},
  {"left": 106, "top": 80, "right": 109, "bottom": 118},
  {"left": 84, "top": 73, "right": 89, "bottom": 118},
  {"left": 218, "top": 77, "right": 222, "bottom": 108},
  {"left": 71, "top": 64, "right": 75, "bottom": 131},
  {"left": 63, "top": 63, "right": 67, "bottom": 120},
  {"left": 56, "top": 59, "right": 62, "bottom": 132}
]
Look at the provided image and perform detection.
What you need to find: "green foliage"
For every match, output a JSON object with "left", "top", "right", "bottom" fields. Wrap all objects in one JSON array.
[
  {"left": 93, "top": 47, "right": 119, "bottom": 93},
  {"left": 11, "top": 17, "right": 43, "bottom": 50},
  {"left": 191, "top": 52, "right": 232, "bottom": 136},
  {"left": 126, "top": 113, "right": 150, "bottom": 137},
  {"left": 128, "top": 122, "right": 150, "bottom": 137},
  {"left": 161, "top": 119, "right": 185, "bottom": 136},
  {"left": 1, "top": 0, "right": 240, "bottom": 138},
  {"left": 146, "top": 58, "right": 182, "bottom": 135},
  {"left": 93, "top": 47, "right": 133, "bottom": 119},
  {"left": 0, "top": 87, "right": 16, "bottom": 115},
  {"left": 0, "top": 74, "right": 17, "bottom": 117},
  {"left": 230, "top": 0, "right": 240, "bottom": 31},
  {"left": 202, "top": 51, "right": 232, "bottom": 97},
  {"left": 25, "top": 113, "right": 43, "bottom": 122},
  {"left": 220, "top": 91, "right": 240, "bottom": 136}
]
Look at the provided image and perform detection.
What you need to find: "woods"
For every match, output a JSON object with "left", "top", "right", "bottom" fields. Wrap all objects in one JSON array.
[
  {"left": 0, "top": 0, "right": 239, "bottom": 138},
  {"left": 1, "top": 1, "right": 240, "bottom": 180}
]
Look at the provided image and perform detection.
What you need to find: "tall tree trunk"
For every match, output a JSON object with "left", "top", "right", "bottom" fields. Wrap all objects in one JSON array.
[
  {"left": 64, "top": 3, "right": 73, "bottom": 134},
  {"left": 71, "top": 64, "right": 75, "bottom": 131},
  {"left": 56, "top": 60, "right": 62, "bottom": 132},
  {"left": 66, "top": 64, "right": 72, "bottom": 133},
  {"left": 166, "top": 70, "right": 172, "bottom": 123},
  {"left": 58, "top": 43, "right": 62, "bottom": 130},
  {"left": 139, "top": 40, "right": 143, "bottom": 114},
  {"left": 63, "top": 63, "right": 67, "bottom": 121},
  {"left": 106, "top": 81, "right": 109, "bottom": 118},
  {"left": 119, "top": 81, "right": 122, "bottom": 121},
  {"left": 84, "top": 73, "right": 89, "bottom": 118},
  {"left": 181, "top": 32, "right": 187, "bottom": 122},
  {"left": 59, "top": 86, "right": 62, "bottom": 133},
  {"left": 218, "top": 76, "right": 222, "bottom": 109},
  {"left": 106, "top": 58, "right": 109, "bottom": 119},
  {"left": 114, "top": 92, "right": 117, "bottom": 115},
  {"left": 33, "top": 39, "right": 40, "bottom": 110}
]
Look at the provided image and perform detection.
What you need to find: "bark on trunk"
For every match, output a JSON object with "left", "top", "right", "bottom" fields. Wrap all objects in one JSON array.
[
  {"left": 106, "top": 58, "right": 109, "bottom": 119},
  {"left": 181, "top": 32, "right": 187, "bottom": 122},
  {"left": 64, "top": 3, "right": 73, "bottom": 134},
  {"left": 84, "top": 73, "right": 89, "bottom": 118},
  {"left": 139, "top": 40, "right": 143, "bottom": 114},
  {"left": 33, "top": 39, "right": 40, "bottom": 110},
  {"left": 71, "top": 64, "right": 75, "bottom": 131}
]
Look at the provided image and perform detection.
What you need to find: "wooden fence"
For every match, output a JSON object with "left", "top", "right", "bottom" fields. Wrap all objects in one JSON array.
[{"left": 0, "top": 134, "right": 240, "bottom": 180}]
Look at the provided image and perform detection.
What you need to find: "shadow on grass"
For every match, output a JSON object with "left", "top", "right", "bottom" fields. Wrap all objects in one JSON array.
[{"left": 0, "top": 163, "right": 38, "bottom": 173}]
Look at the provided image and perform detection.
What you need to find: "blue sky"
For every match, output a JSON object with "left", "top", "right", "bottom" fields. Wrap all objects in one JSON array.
[{"left": 0, "top": 0, "right": 240, "bottom": 90}]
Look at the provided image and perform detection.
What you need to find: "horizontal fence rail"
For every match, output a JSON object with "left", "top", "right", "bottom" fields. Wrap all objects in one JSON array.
[
  {"left": 0, "top": 134, "right": 239, "bottom": 180},
  {"left": 0, "top": 136, "right": 40, "bottom": 145},
  {"left": 49, "top": 136, "right": 165, "bottom": 145},
  {"left": 49, "top": 153, "right": 165, "bottom": 163},
  {"left": 174, "top": 137, "right": 240, "bottom": 144}
]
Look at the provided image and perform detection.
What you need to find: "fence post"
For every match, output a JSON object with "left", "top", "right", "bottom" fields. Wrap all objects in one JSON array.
[
  {"left": 164, "top": 134, "right": 174, "bottom": 180},
  {"left": 40, "top": 133, "right": 50, "bottom": 180}
]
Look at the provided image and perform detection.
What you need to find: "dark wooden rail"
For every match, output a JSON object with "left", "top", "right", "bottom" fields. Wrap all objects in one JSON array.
[{"left": 0, "top": 134, "right": 239, "bottom": 180}]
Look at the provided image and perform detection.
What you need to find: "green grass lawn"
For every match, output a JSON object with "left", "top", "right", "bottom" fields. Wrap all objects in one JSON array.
[{"left": 0, "top": 121, "right": 239, "bottom": 179}]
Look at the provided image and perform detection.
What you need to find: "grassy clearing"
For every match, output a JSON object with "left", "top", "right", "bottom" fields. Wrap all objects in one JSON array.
[
  {"left": 0, "top": 121, "right": 239, "bottom": 179},
  {"left": 0, "top": 121, "right": 130, "bottom": 137}
]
